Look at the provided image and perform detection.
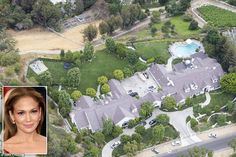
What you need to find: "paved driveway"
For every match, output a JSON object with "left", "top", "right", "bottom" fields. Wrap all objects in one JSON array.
[{"left": 121, "top": 72, "right": 158, "bottom": 97}]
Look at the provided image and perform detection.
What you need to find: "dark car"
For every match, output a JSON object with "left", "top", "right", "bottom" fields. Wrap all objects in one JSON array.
[
  {"left": 129, "top": 92, "right": 138, "bottom": 97},
  {"left": 149, "top": 119, "right": 157, "bottom": 126}
]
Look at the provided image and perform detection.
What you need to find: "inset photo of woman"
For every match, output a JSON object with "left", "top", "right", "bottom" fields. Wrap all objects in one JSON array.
[{"left": 2, "top": 86, "right": 47, "bottom": 155}]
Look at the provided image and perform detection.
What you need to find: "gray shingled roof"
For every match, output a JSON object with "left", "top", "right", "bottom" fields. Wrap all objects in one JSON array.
[{"left": 71, "top": 52, "right": 225, "bottom": 132}]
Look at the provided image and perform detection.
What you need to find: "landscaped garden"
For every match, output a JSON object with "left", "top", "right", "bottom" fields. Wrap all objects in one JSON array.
[
  {"left": 198, "top": 5, "right": 236, "bottom": 27},
  {"left": 190, "top": 90, "right": 236, "bottom": 131},
  {"left": 134, "top": 40, "right": 170, "bottom": 62}
]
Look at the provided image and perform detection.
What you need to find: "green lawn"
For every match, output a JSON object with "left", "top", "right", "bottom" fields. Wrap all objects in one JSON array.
[
  {"left": 170, "top": 16, "right": 201, "bottom": 36},
  {"left": 79, "top": 51, "right": 129, "bottom": 93},
  {"left": 27, "top": 59, "right": 69, "bottom": 84},
  {"left": 27, "top": 52, "right": 129, "bottom": 93},
  {"left": 134, "top": 40, "right": 171, "bottom": 61},
  {"left": 198, "top": 5, "right": 236, "bottom": 27}
]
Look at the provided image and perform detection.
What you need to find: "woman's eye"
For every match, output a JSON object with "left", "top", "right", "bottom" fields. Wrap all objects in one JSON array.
[
  {"left": 31, "top": 110, "right": 38, "bottom": 113},
  {"left": 17, "top": 112, "right": 24, "bottom": 115}
]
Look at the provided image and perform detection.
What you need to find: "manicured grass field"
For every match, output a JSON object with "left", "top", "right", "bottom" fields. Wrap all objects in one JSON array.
[
  {"left": 79, "top": 51, "right": 129, "bottom": 92},
  {"left": 198, "top": 5, "right": 236, "bottom": 27},
  {"left": 27, "top": 51, "right": 129, "bottom": 93},
  {"left": 27, "top": 59, "right": 69, "bottom": 84},
  {"left": 134, "top": 40, "right": 171, "bottom": 61},
  {"left": 170, "top": 16, "right": 201, "bottom": 36}
]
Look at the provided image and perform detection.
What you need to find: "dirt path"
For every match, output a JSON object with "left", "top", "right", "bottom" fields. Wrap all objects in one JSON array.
[{"left": 7, "top": 21, "right": 101, "bottom": 53}]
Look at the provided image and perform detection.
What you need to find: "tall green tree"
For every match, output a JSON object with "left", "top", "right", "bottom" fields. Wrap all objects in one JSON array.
[
  {"left": 139, "top": 102, "right": 154, "bottom": 118},
  {"left": 152, "top": 125, "right": 165, "bottom": 144},
  {"left": 83, "top": 24, "right": 98, "bottom": 41},
  {"left": 58, "top": 90, "right": 72, "bottom": 117},
  {"left": 39, "top": 71, "right": 53, "bottom": 86},
  {"left": 83, "top": 42, "right": 94, "bottom": 61},
  {"left": 220, "top": 73, "right": 236, "bottom": 94},
  {"left": 105, "top": 37, "right": 117, "bottom": 54},
  {"left": 162, "top": 96, "right": 177, "bottom": 110},
  {"left": 102, "top": 119, "right": 113, "bottom": 136},
  {"left": 67, "top": 67, "right": 81, "bottom": 87}
]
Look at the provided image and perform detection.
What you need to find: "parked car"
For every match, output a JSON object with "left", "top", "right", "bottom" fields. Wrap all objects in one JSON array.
[
  {"left": 111, "top": 141, "right": 121, "bottom": 149},
  {"left": 129, "top": 92, "right": 138, "bottom": 97},
  {"left": 128, "top": 90, "right": 132, "bottom": 94},
  {"left": 149, "top": 119, "right": 157, "bottom": 127},
  {"left": 151, "top": 148, "right": 159, "bottom": 154},
  {"left": 122, "top": 122, "right": 128, "bottom": 129},
  {"left": 171, "top": 140, "right": 181, "bottom": 146},
  {"left": 208, "top": 133, "right": 217, "bottom": 138}
]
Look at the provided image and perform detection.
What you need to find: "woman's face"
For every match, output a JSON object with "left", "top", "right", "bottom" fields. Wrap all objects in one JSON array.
[{"left": 9, "top": 96, "right": 41, "bottom": 134}]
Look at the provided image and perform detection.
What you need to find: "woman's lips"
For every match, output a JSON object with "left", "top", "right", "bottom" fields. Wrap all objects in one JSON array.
[{"left": 24, "top": 124, "right": 34, "bottom": 128}]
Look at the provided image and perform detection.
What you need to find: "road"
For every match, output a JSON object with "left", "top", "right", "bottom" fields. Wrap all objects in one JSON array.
[{"left": 158, "top": 132, "right": 236, "bottom": 157}]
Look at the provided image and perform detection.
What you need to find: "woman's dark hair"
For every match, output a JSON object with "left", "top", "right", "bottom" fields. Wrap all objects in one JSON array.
[{"left": 4, "top": 87, "right": 45, "bottom": 141}]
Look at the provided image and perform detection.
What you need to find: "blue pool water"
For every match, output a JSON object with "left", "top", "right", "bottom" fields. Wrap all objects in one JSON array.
[{"left": 170, "top": 41, "right": 203, "bottom": 57}]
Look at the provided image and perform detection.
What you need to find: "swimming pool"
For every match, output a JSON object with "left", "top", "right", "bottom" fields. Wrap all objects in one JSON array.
[{"left": 169, "top": 40, "right": 204, "bottom": 57}]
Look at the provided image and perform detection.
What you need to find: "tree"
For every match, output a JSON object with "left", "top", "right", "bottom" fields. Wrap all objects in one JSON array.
[
  {"left": 101, "top": 83, "right": 110, "bottom": 94},
  {"left": 120, "top": 135, "right": 132, "bottom": 144},
  {"left": 217, "top": 114, "right": 226, "bottom": 126},
  {"left": 86, "top": 88, "right": 96, "bottom": 98},
  {"left": 229, "top": 138, "right": 236, "bottom": 152},
  {"left": 230, "top": 0, "right": 236, "bottom": 6},
  {"left": 67, "top": 67, "right": 81, "bottom": 87},
  {"left": 32, "top": 0, "right": 62, "bottom": 31},
  {"left": 71, "top": 90, "right": 82, "bottom": 101},
  {"left": 102, "top": 119, "right": 113, "bottom": 136},
  {"left": 97, "top": 76, "right": 108, "bottom": 85},
  {"left": 162, "top": 96, "right": 177, "bottom": 111},
  {"left": 190, "top": 118, "right": 198, "bottom": 129},
  {"left": 126, "top": 51, "right": 139, "bottom": 65},
  {"left": 220, "top": 73, "right": 236, "bottom": 94},
  {"left": 99, "top": 21, "right": 109, "bottom": 35},
  {"left": 135, "top": 125, "right": 145, "bottom": 135},
  {"left": 150, "top": 25, "right": 157, "bottom": 36},
  {"left": 185, "top": 97, "right": 192, "bottom": 107},
  {"left": 83, "top": 42, "right": 94, "bottom": 61},
  {"left": 105, "top": 37, "right": 117, "bottom": 54},
  {"left": 93, "top": 131, "right": 105, "bottom": 146},
  {"left": 123, "top": 67, "right": 134, "bottom": 78},
  {"left": 151, "top": 11, "right": 161, "bottom": 24},
  {"left": 112, "top": 126, "right": 123, "bottom": 138},
  {"left": 105, "top": 15, "right": 123, "bottom": 34},
  {"left": 87, "top": 145, "right": 100, "bottom": 157},
  {"left": 123, "top": 141, "right": 138, "bottom": 156},
  {"left": 189, "top": 20, "right": 198, "bottom": 30},
  {"left": 113, "top": 69, "right": 124, "bottom": 80},
  {"left": 64, "top": 50, "right": 74, "bottom": 62},
  {"left": 116, "top": 43, "right": 128, "bottom": 59},
  {"left": 83, "top": 24, "right": 98, "bottom": 41},
  {"left": 58, "top": 90, "right": 72, "bottom": 117},
  {"left": 61, "top": 135, "right": 78, "bottom": 154},
  {"left": 139, "top": 102, "right": 154, "bottom": 118},
  {"left": 180, "top": 146, "right": 213, "bottom": 157},
  {"left": 156, "top": 114, "right": 169, "bottom": 125},
  {"left": 60, "top": 49, "right": 65, "bottom": 60},
  {"left": 159, "top": 0, "right": 170, "bottom": 5},
  {"left": 39, "top": 71, "right": 53, "bottom": 86},
  {"left": 132, "top": 133, "right": 142, "bottom": 144},
  {"left": 152, "top": 125, "right": 165, "bottom": 144}
]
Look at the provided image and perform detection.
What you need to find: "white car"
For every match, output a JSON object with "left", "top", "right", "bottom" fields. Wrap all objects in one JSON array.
[
  {"left": 111, "top": 141, "right": 121, "bottom": 149},
  {"left": 151, "top": 148, "right": 159, "bottom": 154},
  {"left": 208, "top": 133, "right": 217, "bottom": 138},
  {"left": 171, "top": 140, "right": 181, "bottom": 146}
]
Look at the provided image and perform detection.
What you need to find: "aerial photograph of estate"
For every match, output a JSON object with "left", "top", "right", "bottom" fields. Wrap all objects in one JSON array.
[{"left": 0, "top": 0, "right": 236, "bottom": 156}]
